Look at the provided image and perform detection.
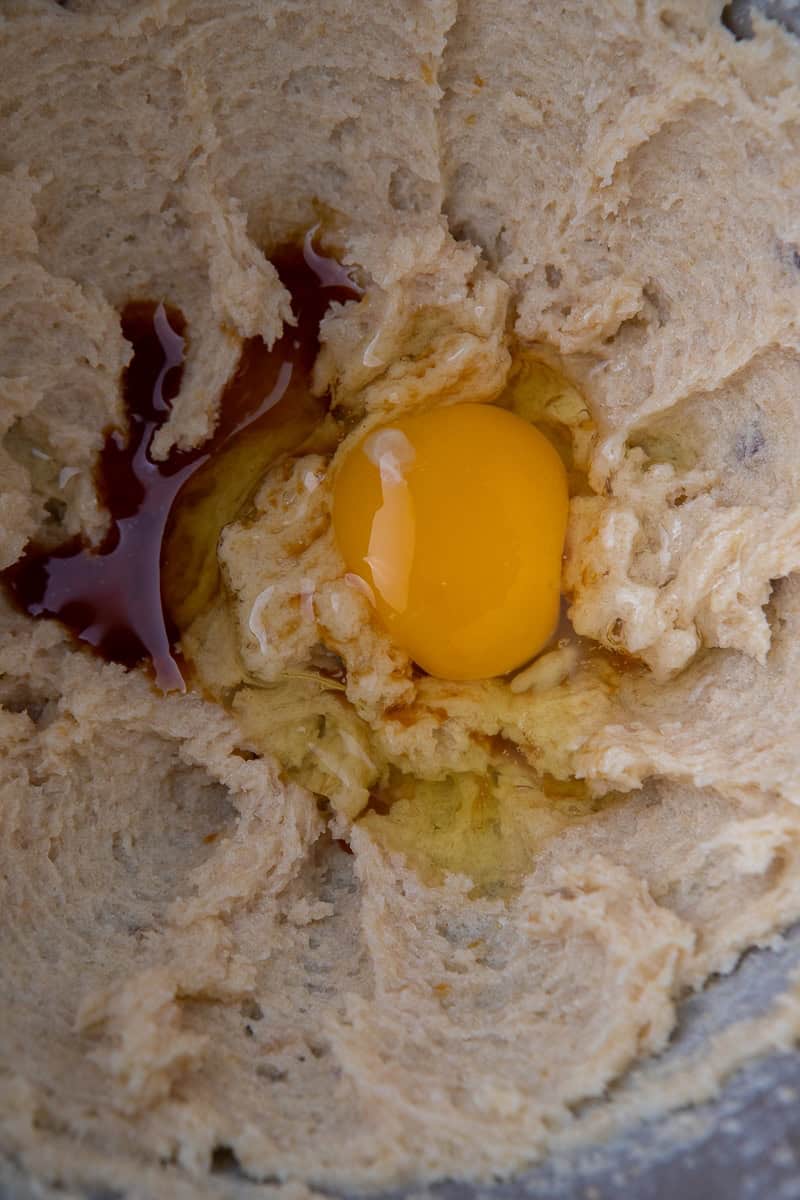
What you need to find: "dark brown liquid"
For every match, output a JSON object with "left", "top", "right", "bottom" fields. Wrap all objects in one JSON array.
[{"left": 2, "top": 232, "right": 361, "bottom": 691}]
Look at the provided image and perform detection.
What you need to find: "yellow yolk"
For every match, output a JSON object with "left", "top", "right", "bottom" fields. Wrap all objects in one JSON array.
[{"left": 332, "top": 402, "right": 569, "bottom": 680}]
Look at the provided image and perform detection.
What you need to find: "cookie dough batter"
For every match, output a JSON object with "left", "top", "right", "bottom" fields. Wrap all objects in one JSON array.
[{"left": 3, "top": 2, "right": 800, "bottom": 1197}]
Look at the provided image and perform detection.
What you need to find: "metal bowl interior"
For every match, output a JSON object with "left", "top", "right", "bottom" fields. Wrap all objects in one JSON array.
[{"left": 3, "top": 2, "right": 800, "bottom": 1197}]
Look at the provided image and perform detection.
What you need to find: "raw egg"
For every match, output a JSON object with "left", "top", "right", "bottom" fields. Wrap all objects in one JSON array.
[{"left": 332, "top": 402, "right": 569, "bottom": 680}]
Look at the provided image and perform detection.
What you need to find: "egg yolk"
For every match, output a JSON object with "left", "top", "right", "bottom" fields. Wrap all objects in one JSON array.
[{"left": 332, "top": 402, "right": 569, "bottom": 680}]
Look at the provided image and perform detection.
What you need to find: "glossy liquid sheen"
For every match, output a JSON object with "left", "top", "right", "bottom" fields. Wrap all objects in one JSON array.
[
  {"left": 333, "top": 403, "right": 569, "bottom": 680},
  {"left": 2, "top": 235, "right": 361, "bottom": 690}
]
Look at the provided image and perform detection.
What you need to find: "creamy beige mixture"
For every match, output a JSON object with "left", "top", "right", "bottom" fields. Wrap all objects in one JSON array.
[{"left": 4, "top": 2, "right": 800, "bottom": 1197}]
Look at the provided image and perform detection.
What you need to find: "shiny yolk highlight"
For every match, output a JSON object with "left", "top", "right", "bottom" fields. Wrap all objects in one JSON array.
[{"left": 332, "top": 402, "right": 569, "bottom": 680}]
